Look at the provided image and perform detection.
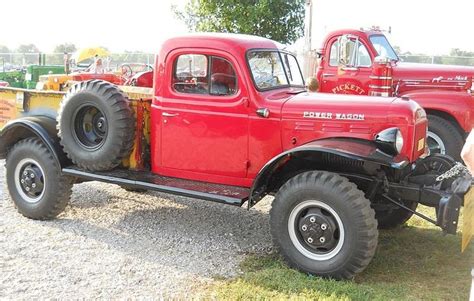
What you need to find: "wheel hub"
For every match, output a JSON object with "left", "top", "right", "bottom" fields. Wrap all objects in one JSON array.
[
  {"left": 427, "top": 131, "right": 446, "bottom": 155},
  {"left": 19, "top": 164, "right": 44, "bottom": 198},
  {"left": 297, "top": 209, "right": 338, "bottom": 251},
  {"left": 73, "top": 104, "right": 108, "bottom": 149}
]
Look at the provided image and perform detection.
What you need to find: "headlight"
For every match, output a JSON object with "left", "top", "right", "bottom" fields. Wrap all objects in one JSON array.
[
  {"left": 395, "top": 130, "right": 404, "bottom": 153},
  {"left": 375, "top": 127, "right": 404, "bottom": 155}
]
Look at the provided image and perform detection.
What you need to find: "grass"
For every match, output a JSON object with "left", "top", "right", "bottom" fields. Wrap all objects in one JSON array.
[{"left": 205, "top": 206, "right": 473, "bottom": 300}]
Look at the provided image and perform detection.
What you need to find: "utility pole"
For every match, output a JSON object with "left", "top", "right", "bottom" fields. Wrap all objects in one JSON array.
[{"left": 303, "top": 0, "right": 313, "bottom": 79}]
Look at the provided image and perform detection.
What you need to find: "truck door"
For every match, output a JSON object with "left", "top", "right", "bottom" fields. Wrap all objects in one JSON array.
[
  {"left": 320, "top": 36, "right": 372, "bottom": 96},
  {"left": 158, "top": 50, "right": 249, "bottom": 180}
]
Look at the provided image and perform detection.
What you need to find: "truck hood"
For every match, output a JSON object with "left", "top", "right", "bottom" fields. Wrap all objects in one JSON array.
[
  {"left": 281, "top": 92, "right": 403, "bottom": 121},
  {"left": 279, "top": 92, "right": 425, "bottom": 161},
  {"left": 393, "top": 62, "right": 474, "bottom": 90}
]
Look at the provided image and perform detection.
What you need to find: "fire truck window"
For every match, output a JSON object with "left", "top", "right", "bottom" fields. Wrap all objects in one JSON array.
[
  {"left": 357, "top": 43, "right": 371, "bottom": 67},
  {"left": 210, "top": 57, "right": 237, "bottom": 96},
  {"left": 329, "top": 41, "right": 339, "bottom": 66},
  {"left": 173, "top": 54, "right": 209, "bottom": 94}
]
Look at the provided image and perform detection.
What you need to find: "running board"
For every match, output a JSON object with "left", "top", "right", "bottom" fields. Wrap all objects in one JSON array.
[{"left": 62, "top": 167, "right": 249, "bottom": 206}]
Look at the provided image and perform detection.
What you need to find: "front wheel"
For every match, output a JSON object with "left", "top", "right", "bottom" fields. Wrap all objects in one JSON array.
[
  {"left": 270, "top": 171, "right": 378, "bottom": 280},
  {"left": 5, "top": 138, "right": 73, "bottom": 220}
]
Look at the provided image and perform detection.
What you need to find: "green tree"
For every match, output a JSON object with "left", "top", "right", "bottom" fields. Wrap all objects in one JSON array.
[
  {"left": 174, "top": 0, "right": 305, "bottom": 44},
  {"left": 0, "top": 45, "right": 10, "bottom": 53},
  {"left": 16, "top": 44, "right": 40, "bottom": 53},
  {"left": 53, "top": 43, "right": 77, "bottom": 54}
]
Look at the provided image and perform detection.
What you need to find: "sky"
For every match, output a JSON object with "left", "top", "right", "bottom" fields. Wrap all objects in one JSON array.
[{"left": 0, "top": 0, "right": 473, "bottom": 55}]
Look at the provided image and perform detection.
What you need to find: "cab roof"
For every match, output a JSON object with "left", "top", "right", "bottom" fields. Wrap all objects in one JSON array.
[
  {"left": 160, "top": 33, "right": 284, "bottom": 56},
  {"left": 325, "top": 29, "right": 384, "bottom": 40}
]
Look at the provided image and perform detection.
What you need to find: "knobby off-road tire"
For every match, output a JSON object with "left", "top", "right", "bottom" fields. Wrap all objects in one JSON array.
[
  {"left": 5, "top": 138, "right": 73, "bottom": 220},
  {"left": 270, "top": 171, "right": 378, "bottom": 280},
  {"left": 427, "top": 115, "right": 464, "bottom": 161},
  {"left": 57, "top": 80, "right": 135, "bottom": 171},
  {"left": 373, "top": 199, "right": 418, "bottom": 229}
]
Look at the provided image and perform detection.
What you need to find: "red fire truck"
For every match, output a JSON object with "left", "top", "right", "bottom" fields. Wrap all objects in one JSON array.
[{"left": 316, "top": 28, "right": 474, "bottom": 161}]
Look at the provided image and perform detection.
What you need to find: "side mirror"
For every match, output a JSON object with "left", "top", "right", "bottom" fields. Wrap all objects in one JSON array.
[{"left": 338, "top": 35, "right": 351, "bottom": 66}]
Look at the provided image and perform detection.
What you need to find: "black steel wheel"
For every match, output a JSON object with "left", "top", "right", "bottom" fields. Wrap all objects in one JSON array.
[
  {"left": 57, "top": 80, "right": 135, "bottom": 171},
  {"left": 270, "top": 171, "right": 378, "bottom": 280},
  {"left": 72, "top": 104, "right": 108, "bottom": 150}
]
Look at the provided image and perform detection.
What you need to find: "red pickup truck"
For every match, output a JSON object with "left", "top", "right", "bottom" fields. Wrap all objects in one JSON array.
[
  {"left": 0, "top": 33, "right": 471, "bottom": 279},
  {"left": 316, "top": 29, "right": 474, "bottom": 160}
]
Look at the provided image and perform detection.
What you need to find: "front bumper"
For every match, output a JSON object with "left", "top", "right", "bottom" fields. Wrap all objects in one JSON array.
[{"left": 388, "top": 174, "right": 472, "bottom": 235}]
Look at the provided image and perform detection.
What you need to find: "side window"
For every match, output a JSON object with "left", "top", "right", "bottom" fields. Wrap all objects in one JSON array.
[
  {"left": 356, "top": 43, "right": 371, "bottom": 67},
  {"left": 210, "top": 57, "right": 237, "bottom": 96},
  {"left": 173, "top": 54, "right": 208, "bottom": 94},
  {"left": 173, "top": 54, "right": 237, "bottom": 96},
  {"left": 329, "top": 40, "right": 339, "bottom": 66},
  {"left": 337, "top": 38, "right": 372, "bottom": 68}
]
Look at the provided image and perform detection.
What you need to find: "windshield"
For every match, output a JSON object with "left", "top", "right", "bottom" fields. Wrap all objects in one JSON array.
[
  {"left": 369, "top": 35, "right": 398, "bottom": 61},
  {"left": 247, "top": 50, "right": 304, "bottom": 90}
]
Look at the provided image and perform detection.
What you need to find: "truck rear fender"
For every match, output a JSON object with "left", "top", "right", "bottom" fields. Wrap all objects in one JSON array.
[
  {"left": 249, "top": 138, "right": 409, "bottom": 207},
  {"left": 0, "top": 116, "right": 67, "bottom": 166}
]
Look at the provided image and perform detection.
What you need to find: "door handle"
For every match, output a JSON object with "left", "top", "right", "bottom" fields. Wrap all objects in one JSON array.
[
  {"left": 322, "top": 73, "right": 335, "bottom": 77},
  {"left": 162, "top": 112, "right": 179, "bottom": 117}
]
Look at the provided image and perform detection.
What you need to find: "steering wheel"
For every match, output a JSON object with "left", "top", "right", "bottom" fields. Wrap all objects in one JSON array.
[{"left": 120, "top": 64, "right": 134, "bottom": 80}]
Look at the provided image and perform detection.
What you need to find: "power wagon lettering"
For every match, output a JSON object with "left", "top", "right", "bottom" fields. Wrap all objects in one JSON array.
[{"left": 303, "top": 111, "right": 365, "bottom": 121}]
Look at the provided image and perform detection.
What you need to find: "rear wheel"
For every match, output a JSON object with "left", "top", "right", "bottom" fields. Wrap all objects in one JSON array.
[
  {"left": 427, "top": 115, "right": 463, "bottom": 161},
  {"left": 270, "top": 171, "right": 378, "bottom": 280},
  {"left": 5, "top": 138, "right": 73, "bottom": 220}
]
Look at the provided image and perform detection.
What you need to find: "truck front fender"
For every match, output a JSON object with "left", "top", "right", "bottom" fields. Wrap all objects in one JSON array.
[
  {"left": 249, "top": 138, "right": 409, "bottom": 207},
  {"left": 0, "top": 116, "right": 67, "bottom": 166}
]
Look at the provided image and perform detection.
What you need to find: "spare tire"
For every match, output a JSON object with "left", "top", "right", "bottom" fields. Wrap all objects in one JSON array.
[{"left": 57, "top": 80, "right": 135, "bottom": 171}]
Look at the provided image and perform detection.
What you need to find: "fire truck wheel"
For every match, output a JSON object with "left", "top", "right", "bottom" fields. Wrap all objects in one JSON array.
[
  {"left": 270, "top": 171, "right": 378, "bottom": 280},
  {"left": 57, "top": 80, "right": 135, "bottom": 171},
  {"left": 5, "top": 138, "right": 73, "bottom": 220},
  {"left": 427, "top": 115, "right": 464, "bottom": 161},
  {"left": 373, "top": 199, "right": 418, "bottom": 229}
]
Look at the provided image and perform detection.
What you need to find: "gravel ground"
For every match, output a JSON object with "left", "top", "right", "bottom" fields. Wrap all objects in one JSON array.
[{"left": 0, "top": 160, "right": 274, "bottom": 298}]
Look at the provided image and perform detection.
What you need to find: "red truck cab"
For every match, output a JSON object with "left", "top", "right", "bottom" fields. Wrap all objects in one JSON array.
[
  {"left": 151, "top": 34, "right": 426, "bottom": 187},
  {"left": 316, "top": 29, "right": 474, "bottom": 160}
]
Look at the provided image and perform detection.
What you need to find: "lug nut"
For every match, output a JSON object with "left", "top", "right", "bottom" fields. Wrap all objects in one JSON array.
[
  {"left": 307, "top": 237, "right": 313, "bottom": 243},
  {"left": 301, "top": 225, "right": 307, "bottom": 231},
  {"left": 309, "top": 217, "right": 316, "bottom": 223},
  {"left": 25, "top": 187, "right": 30, "bottom": 191},
  {"left": 21, "top": 179, "right": 25, "bottom": 184},
  {"left": 321, "top": 223, "right": 327, "bottom": 230},
  {"left": 30, "top": 173, "right": 35, "bottom": 179},
  {"left": 32, "top": 183, "right": 36, "bottom": 188},
  {"left": 319, "top": 237, "right": 326, "bottom": 243},
  {"left": 23, "top": 171, "right": 28, "bottom": 176}
]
